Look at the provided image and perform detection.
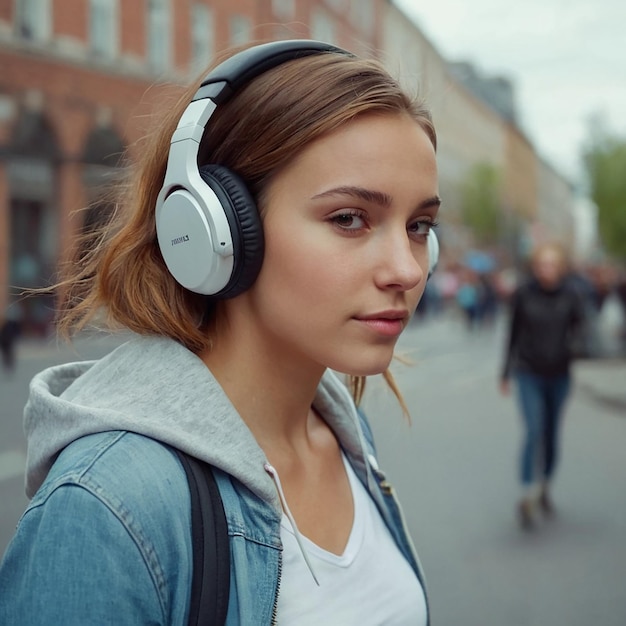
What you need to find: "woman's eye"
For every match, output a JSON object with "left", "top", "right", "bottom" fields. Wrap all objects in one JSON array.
[
  {"left": 331, "top": 211, "right": 366, "bottom": 230},
  {"left": 408, "top": 220, "right": 437, "bottom": 237}
]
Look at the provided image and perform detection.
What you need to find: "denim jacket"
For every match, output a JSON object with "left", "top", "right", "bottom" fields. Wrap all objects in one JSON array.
[{"left": 0, "top": 336, "right": 428, "bottom": 624}]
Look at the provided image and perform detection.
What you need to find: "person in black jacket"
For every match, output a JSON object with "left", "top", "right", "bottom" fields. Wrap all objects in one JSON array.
[{"left": 500, "top": 242, "right": 584, "bottom": 529}]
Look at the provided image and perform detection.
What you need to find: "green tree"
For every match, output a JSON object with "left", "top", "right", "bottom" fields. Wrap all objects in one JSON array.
[
  {"left": 583, "top": 121, "right": 626, "bottom": 261},
  {"left": 460, "top": 162, "right": 503, "bottom": 246}
]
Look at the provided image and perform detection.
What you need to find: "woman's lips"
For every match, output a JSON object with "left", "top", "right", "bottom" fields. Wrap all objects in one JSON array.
[{"left": 354, "top": 312, "right": 408, "bottom": 337}]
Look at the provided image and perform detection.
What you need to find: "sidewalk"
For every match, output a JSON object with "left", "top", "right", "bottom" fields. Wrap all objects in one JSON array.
[{"left": 574, "top": 357, "right": 626, "bottom": 413}]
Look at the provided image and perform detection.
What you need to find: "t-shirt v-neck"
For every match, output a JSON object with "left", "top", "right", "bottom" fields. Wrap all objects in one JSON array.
[
  {"left": 275, "top": 453, "right": 428, "bottom": 625},
  {"left": 279, "top": 453, "right": 363, "bottom": 566}
]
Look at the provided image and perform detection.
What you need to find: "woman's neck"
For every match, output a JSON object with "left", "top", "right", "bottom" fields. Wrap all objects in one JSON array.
[{"left": 199, "top": 311, "right": 326, "bottom": 451}]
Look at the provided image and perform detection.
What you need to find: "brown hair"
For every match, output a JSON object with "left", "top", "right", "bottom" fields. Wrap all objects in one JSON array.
[{"left": 56, "top": 44, "right": 436, "bottom": 413}]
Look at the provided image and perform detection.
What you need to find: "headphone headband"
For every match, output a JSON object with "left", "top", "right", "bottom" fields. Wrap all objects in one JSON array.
[{"left": 192, "top": 40, "right": 349, "bottom": 105}]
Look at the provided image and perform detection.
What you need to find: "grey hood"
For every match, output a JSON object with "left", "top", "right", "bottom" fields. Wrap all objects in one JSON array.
[{"left": 23, "top": 335, "right": 369, "bottom": 507}]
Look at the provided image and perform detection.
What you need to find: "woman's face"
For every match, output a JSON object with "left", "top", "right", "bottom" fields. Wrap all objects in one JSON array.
[{"left": 242, "top": 112, "right": 439, "bottom": 376}]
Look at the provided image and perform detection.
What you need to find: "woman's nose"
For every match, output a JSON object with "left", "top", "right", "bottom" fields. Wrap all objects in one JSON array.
[{"left": 373, "top": 232, "right": 425, "bottom": 291}]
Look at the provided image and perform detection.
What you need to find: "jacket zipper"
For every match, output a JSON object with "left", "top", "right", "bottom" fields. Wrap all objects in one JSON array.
[
  {"left": 265, "top": 461, "right": 321, "bottom": 625},
  {"left": 270, "top": 552, "right": 283, "bottom": 626}
]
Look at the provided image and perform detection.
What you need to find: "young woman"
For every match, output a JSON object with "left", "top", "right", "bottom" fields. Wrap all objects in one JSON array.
[
  {"left": 500, "top": 242, "right": 584, "bottom": 529},
  {"left": 0, "top": 41, "right": 440, "bottom": 624}
]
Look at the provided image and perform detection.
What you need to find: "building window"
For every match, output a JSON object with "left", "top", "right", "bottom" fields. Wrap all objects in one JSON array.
[
  {"left": 229, "top": 15, "right": 251, "bottom": 47},
  {"left": 90, "top": 0, "right": 118, "bottom": 59},
  {"left": 272, "top": 0, "right": 295, "bottom": 20},
  {"left": 148, "top": 0, "right": 170, "bottom": 72},
  {"left": 311, "top": 8, "right": 336, "bottom": 44},
  {"left": 15, "top": 0, "right": 51, "bottom": 41},
  {"left": 191, "top": 3, "right": 214, "bottom": 74}
]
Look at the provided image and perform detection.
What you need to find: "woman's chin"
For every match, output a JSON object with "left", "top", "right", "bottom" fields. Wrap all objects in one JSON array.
[{"left": 331, "top": 357, "right": 395, "bottom": 378}]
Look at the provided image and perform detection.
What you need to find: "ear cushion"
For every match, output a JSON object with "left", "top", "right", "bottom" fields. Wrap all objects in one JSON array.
[
  {"left": 198, "top": 164, "right": 264, "bottom": 298},
  {"left": 427, "top": 229, "right": 439, "bottom": 279}
]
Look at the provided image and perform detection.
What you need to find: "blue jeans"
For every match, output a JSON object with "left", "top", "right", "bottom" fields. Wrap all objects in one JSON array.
[{"left": 514, "top": 372, "right": 571, "bottom": 485}]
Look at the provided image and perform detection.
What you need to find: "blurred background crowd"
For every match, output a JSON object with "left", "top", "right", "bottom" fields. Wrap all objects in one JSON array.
[{"left": 416, "top": 253, "right": 626, "bottom": 359}]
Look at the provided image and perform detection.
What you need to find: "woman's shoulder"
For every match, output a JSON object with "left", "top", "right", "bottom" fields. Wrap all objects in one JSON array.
[
  {"left": 30, "top": 430, "right": 191, "bottom": 532},
  {"left": 3, "top": 432, "right": 193, "bottom": 624}
]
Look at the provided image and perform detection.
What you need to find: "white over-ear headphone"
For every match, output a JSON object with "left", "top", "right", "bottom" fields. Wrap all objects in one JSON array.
[{"left": 155, "top": 40, "right": 349, "bottom": 298}]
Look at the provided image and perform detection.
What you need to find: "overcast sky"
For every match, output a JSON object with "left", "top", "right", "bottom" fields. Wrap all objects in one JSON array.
[{"left": 394, "top": 0, "right": 626, "bottom": 185}]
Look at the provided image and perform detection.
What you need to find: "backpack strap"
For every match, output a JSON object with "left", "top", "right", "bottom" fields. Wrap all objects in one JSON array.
[{"left": 173, "top": 449, "right": 230, "bottom": 626}]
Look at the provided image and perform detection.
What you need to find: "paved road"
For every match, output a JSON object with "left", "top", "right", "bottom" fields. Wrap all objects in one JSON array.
[{"left": 1, "top": 317, "right": 625, "bottom": 626}]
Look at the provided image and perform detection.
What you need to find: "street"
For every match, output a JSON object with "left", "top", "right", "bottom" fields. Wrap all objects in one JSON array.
[{"left": 1, "top": 315, "right": 625, "bottom": 625}]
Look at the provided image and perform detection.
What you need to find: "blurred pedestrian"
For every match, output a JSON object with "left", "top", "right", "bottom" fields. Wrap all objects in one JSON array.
[
  {"left": 456, "top": 269, "right": 480, "bottom": 330},
  {"left": 0, "top": 304, "right": 22, "bottom": 374},
  {"left": 500, "top": 242, "right": 585, "bottom": 529},
  {"left": 0, "top": 41, "right": 439, "bottom": 624},
  {"left": 477, "top": 272, "right": 499, "bottom": 327}
]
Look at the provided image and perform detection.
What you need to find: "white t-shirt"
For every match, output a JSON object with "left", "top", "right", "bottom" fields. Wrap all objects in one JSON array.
[{"left": 275, "top": 455, "right": 427, "bottom": 625}]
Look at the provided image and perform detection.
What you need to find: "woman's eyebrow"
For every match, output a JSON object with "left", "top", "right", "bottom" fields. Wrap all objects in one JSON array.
[
  {"left": 418, "top": 195, "right": 442, "bottom": 211},
  {"left": 311, "top": 185, "right": 441, "bottom": 211},
  {"left": 311, "top": 185, "right": 393, "bottom": 207}
]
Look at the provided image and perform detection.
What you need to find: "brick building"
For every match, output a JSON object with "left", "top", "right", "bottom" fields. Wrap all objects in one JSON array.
[{"left": 0, "top": 0, "right": 381, "bottom": 332}]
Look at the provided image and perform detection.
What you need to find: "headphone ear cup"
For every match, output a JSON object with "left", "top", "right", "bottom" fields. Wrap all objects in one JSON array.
[
  {"left": 427, "top": 229, "right": 439, "bottom": 279},
  {"left": 198, "top": 164, "right": 265, "bottom": 298}
]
